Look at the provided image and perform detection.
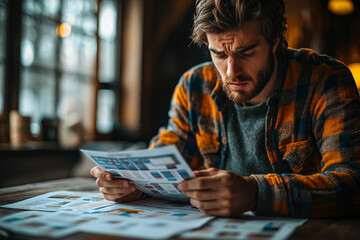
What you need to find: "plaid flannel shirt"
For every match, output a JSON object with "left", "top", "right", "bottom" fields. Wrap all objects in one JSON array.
[{"left": 150, "top": 48, "right": 360, "bottom": 218}]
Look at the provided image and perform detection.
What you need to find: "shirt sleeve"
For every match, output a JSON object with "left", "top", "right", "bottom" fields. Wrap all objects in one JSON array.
[
  {"left": 149, "top": 72, "right": 204, "bottom": 170},
  {"left": 253, "top": 65, "right": 360, "bottom": 218}
]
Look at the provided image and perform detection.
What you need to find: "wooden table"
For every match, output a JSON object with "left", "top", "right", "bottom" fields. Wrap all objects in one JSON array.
[{"left": 0, "top": 177, "right": 359, "bottom": 240}]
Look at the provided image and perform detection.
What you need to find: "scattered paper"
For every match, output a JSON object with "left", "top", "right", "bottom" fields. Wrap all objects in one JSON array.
[
  {"left": 81, "top": 145, "right": 195, "bottom": 201},
  {"left": 181, "top": 213, "right": 307, "bottom": 240},
  {"left": 87, "top": 198, "right": 211, "bottom": 222},
  {"left": 0, "top": 211, "right": 97, "bottom": 238},
  {"left": 0, "top": 192, "right": 213, "bottom": 239},
  {"left": 0, "top": 190, "right": 307, "bottom": 240},
  {"left": 2, "top": 191, "right": 114, "bottom": 212},
  {"left": 79, "top": 210, "right": 212, "bottom": 239},
  {"left": 81, "top": 197, "right": 213, "bottom": 239}
]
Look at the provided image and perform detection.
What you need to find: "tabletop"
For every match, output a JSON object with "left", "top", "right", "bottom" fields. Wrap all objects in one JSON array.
[{"left": 0, "top": 177, "right": 359, "bottom": 240}]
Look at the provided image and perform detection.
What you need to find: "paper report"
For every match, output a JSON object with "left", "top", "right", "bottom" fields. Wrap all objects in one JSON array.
[{"left": 81, "top": 146, "right": 195, "bottom": 201}]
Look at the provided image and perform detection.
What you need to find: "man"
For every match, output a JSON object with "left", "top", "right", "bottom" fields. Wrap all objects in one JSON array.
[{"left": 91, "top": 0, "right": 360, "bottom": 218}]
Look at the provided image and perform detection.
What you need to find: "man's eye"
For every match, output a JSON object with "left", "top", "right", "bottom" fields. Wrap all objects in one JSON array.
[
  {"left": 241, "top": 51, "right": 255, "bottom": 57},
  {"left": 215, "top": 54, "right": 227, "bottom": 59}
]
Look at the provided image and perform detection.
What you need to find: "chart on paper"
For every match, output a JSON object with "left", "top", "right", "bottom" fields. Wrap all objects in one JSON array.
[{"left": 81, "top": 146, "right": 195, "bottom": 201}]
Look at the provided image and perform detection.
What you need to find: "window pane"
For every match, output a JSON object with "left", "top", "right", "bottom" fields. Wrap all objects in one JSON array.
[
  {"left": 59, "top": 74, "right": 93, "bottom": 137},
  {"left": 22, "top": 16, "right": 57, "bottom": 68},
  {"left": 42, "top": 0, "right": 60, "bottom": 18},
  {"left": 99, "top": 40, "right": 116, "bottom": 82},
  {"left": 81, "top": 37, "right": 97, "bottom": 77},
  {"left": 82, "top": 13, "right": 97, "bottom": 36},
  {"left": 60, "top": 35, "right": 79, "bottom": 73},
  {"left": 38, "top": 23, "right": 57, "bottom": 68},
  {"left": 63, "top": 0, "right": 97, "bottom": 31},
  {"left": 97, "top": 89, "right": 115, "bottom": 134},
  {"left": 60, "top": 33, "right": 96, "bottom": 77},
  {"left": 19, "top": 69, "right": 56, "bottom": 134},
  {"left": 21, "top": 15, "right": 36, "bottom": 67},
  {"left": 23, "top": 0, "right": 42, "bottom": 15},
  {"left": 99, "top": 0, "right": 117, "bottom": 83},
  {"left": 99, "top": 0, "right": 117, "bottom": 41}
]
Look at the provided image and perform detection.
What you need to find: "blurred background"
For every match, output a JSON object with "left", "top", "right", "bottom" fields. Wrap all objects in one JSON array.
[{"left": 0, "top": 0, "right": 359, "bottom": 187}]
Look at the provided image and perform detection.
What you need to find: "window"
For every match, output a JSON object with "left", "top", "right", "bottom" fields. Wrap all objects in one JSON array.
[{"left": 16, "top": 0, "right": 119, "bottom": 139}]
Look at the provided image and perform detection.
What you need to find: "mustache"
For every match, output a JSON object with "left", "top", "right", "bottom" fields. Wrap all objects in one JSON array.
[
  {"left": 224, "top": 75, "right": 253, "bottom": 84},
  {"left": 213, "top": 67, "right": 253, "bottom": 84}
]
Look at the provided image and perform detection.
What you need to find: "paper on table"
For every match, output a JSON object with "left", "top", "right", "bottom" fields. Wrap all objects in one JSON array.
[
  {"left": 77, "top": 213, "right": 210, "bottom": 239},
  {"left": 0, "top": 211, "right": 98, "bottom": 238},
  {"left": 181, "top": 212, "right": 307, "bottom": 240},
  {"left": 1, "top": 191, "right": 114, "bottom": 212},
  {"left": 0, "top": 193, "right": 213, "bottom": 239},
  {"left": 1, "top": 190, "right": 213, "bottom": 223},
  {"left": 81, "top": 145, "right": 195, "bottom": 201},
  {"left": 79, "top": 198, "right": 213, "bottom": 239},
  {"left": 86, "top": 197, "right": 212, "bottom": 222},
  {"left": 0, "top": 190, "right": 307, "bottom": 240}
]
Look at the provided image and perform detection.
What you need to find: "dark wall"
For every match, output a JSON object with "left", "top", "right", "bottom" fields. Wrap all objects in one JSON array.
[
  {"left": 316, "top": 0, "right": 360, "bottom": 61},
  {"left": 140, "top": 0, "right": 211, "bottom": 142}
]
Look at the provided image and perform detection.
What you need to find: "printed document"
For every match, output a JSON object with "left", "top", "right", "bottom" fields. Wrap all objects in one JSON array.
[
  {"left": 78, "top": 198, "right": 213, "bottom": 239},
  {"left": 0, "top": 211, "right": 97, "bottom": 238},
  {"left": 181, "top": 213, "right": 307, "bottom": 240},
  {"left": 2, "top": 191, "right": 114, "bottom": 212},
  {"left": 81, "top": 145, "right": 195, "bottom": 201},
  {"left": 0, "top": 192, "right": 213, "bottom": 239},
  {"left": 0, "top": 190, "right": 307, "bottom": 240}
]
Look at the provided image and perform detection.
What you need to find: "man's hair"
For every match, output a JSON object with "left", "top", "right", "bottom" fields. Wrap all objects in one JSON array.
[{"left": 192, "top": 0, "right": 288, "bottom": 57}]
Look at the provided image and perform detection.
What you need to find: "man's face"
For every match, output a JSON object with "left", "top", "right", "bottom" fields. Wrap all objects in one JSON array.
[{"left": 207, "top": 21, "right": 278, "bottom": 105}]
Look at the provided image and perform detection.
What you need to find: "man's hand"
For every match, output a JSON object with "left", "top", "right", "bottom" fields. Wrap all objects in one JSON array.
[
  {"left": 90, "top": 166, "right": 142, "bottom": 202},
  {"left": 178, "top": 168, "right": 258, "bottom": 217}
]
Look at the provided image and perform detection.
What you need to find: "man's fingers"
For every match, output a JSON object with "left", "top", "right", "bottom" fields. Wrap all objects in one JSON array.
[
  {"left": 102, "top": 190, "right": 142, "bottom": 203},
  {"left": 193, "top": 168, "right": 218, "bottom": 177},
  {"left": 96, "top": 178, "right": 133, "bottom": 188},
  {"left": 200, "top": 208, "right": 233, "bottom": 217},
  {"left": 102, "top": 192, "right": 132, "bottom": 202},
  {"left": 190, "top": 198, "right": 231, "bottom": 210},
  {"left": 190, "top": 199, "right": 233, "bottom": 216},
  {"left": 90, "top": 166, "right": 112, "bottom": 181},
  {"left": 179, "top": 168, "right": 223, "bottom": 191},
  {"left": 179, "top": 175, "right": 222, "bottom": 191},
  {"left": 182, "top": 189, "right": 224, "bottom": 201},
  {"left": 116, "top": 190, "right": 143, "bottom": 203},
  {"left": 190, "top": 198, "right": 220, "bottom": 210},
  {"left": 100, "top": 186, "right": 136, "bottom": 194}
]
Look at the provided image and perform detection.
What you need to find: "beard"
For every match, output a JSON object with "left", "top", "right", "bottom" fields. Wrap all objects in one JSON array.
[{"left": 219, "top": 48, "right": 275, "bottom": 105}]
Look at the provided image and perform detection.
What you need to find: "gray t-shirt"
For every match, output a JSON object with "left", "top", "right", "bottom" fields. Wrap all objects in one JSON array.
[{"left": 224, "top": 101, "right": 273, "bottom": 175}]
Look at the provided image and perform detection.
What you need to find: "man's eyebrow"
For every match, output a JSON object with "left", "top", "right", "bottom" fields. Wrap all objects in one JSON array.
[
  {"left": 233, "top": 43, "right": 259, "bottom": 54},
  {"left": 209, "top": 43, "right": 259, "bottom": 54},
  {"left": 209, "top": 48, "right": 223, "bottom": 54}
]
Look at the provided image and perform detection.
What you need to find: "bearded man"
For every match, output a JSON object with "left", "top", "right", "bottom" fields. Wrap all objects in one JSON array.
[{"left": 91, "top": 0, "right": 360, "bottom": 218}]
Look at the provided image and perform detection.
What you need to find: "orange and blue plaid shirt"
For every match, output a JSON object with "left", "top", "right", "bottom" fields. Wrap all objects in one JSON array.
[{"left": 150, "top": 48, "right": 360, "bottom": 218}]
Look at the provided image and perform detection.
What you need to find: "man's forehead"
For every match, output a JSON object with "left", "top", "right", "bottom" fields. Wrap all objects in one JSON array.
[
  {"left": 206, "top": 22, "right": 262, "bottom": 50},
  {"left": 207, "top": 33, "right": 258, "bottom": 51}
]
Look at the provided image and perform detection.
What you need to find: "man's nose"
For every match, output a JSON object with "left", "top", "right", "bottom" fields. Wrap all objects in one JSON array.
[{"left": 226, "top": 56, "right": 242, "bottom": 78}]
